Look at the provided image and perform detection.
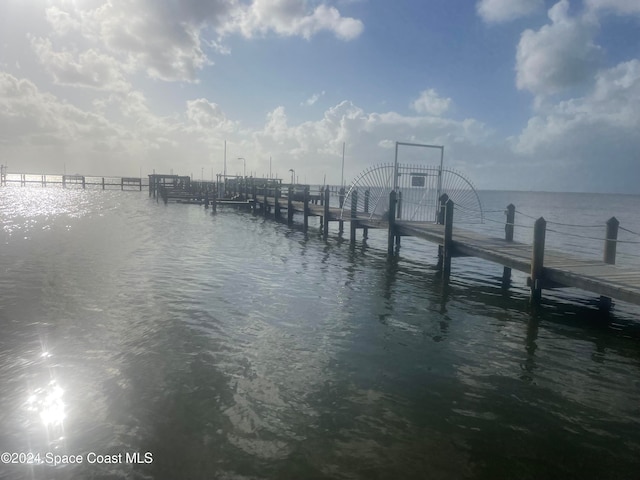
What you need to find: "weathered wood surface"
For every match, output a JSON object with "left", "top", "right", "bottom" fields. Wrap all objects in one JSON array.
[
  {"left": 253, "top": 195, "right": 640, "bottom": 306},
  {"left": 395, "top": 221, "right": 640, "bottom": 305}
]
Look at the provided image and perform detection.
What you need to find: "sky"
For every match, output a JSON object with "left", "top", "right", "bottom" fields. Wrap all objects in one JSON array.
[{"left": 0, "top": 0, "right": 639, "bottom": 193}]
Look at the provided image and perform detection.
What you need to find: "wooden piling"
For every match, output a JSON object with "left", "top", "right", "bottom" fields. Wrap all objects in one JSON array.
[
  {"left": 350, "top": 190, "right": 358, "bottom": 245},
  {"left": 395, "top": 191, "right": 402, "bottom": 249},
  {"left": 338, "top": 187, "right": 345, "bottom": 234},
  {"left": 502, "top": 204, "right": 515, "bottom": 287},
  {"left": 387, "top": 190, "right": 397, "bottom": 255},
  {"left": 250, "top": 182, "right": 256, "bottom": 214},
  {"left": 263, "top": 187, "right": 268, "bottom": 217},
  {"left": 600, "top": 216, "right": 619, "bottom": 311},
  {"left": 442, "top": 199, "right": 454, "bottom": 281},
  {"left": 275, "top": 186, "right": 281, "bottom": 219},
  {"left": 437, "top": 194, "right": 449, "bottom": 224},
  {"left": 363, "top": 189, "right": 370, "bottom": 239},
  {"left": 530, "top": 217, "right": 546, "bottom": 303},
  {"left": 604, "top": 216, "right": 619, "bottom": 264},
  {"left": 323, "top": 187, "right": 330, "bottom": 238},
  {"left": 303, "top": 186, "right": 309, "bottom": 232},
  {"left": 287, "top": 186, "right": 294, "bottom": 224}
]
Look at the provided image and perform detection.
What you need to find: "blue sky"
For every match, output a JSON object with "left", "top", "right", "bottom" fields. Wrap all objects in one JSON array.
[{"left": 1, "top": 0, "right": 639, "bottom": 192}]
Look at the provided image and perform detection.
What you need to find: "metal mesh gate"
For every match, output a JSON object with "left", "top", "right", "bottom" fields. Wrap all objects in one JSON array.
[{"left": 340, "top": 164, "right": 483, "bottom": 224}]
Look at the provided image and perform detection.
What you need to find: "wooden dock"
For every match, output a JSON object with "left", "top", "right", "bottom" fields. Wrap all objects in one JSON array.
[
  {"left": 148, "top": 174, "right": 640, "bottom": 311},
  {"left": 241, "top": 187, "right": 640, "bottom": 311},
  {"left": 393, "top": 220, "right": 640, "bottom": 306}
]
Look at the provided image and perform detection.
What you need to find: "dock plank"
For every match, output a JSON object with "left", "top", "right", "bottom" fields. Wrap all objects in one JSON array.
[{"left": 251, "top": 195, "right": 640, "bottom": 307}]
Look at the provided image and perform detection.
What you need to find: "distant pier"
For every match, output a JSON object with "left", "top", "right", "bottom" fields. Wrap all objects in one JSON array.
[{"left": 1, "top": 172, "right": 145, "bottom": 190}]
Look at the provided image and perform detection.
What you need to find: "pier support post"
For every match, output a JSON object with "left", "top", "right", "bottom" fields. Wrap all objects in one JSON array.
[
  {"left": 211, "top": 191, "right": 217, "bottom": 214},
  {"left": 338, "top": 187, "right": 344, "bottom": 235},
  {"left": 387, "top": 190, "right": 397, "bottom": 256},
  {"left": 442, "top": 199, "right": 454, "bottom": 281},
  {"left": 350, "top": 190, "right": 358, "bottom": 245},
  {"left": 530, "top": 217, "right": 547, "bottom": 304},
  {"left": 263, "top": 188, "right": 268, "bottom": 217},
  {"left": 275, "top": 186, "right": 281, "bottom": 219},
  {"left": 251, "top": 183, "right": 256, "bottom": 214},
  {"left": 323, "top": 187, "right": 330, "bottom": 238},
  {"left": 338, "top": 187, "right": 345, "bottom": 235},
  {"left": 287, "top": 186, "right": 294, "bottom": 224},
  {"left": 604, "top": 216, "right": 619, "bottom": 264},
  {"left": 600, "top": 216, "right": 619, "bottom": 311},
  {"left": 437, "top": 194, "right": 449, "bottom": 224},
  {"left": 395, "top": 191, "right": 402, "bottom": 249},
  {"left": 363, "top": 190, "right": 370, "bottom": 239},
  {"left": 303, "top": 186, "right": 309, "bottom": 233},
  {"left": 502, "top": 204, "right": 515, "bottom": 287}
]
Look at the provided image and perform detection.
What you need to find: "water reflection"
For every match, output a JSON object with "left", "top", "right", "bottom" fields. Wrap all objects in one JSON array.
[
  {"left": 24, "top": 347, "right": 67, "bottom": 448},
  {"left": 2, "top": 189, "right": 640, "bottom": 479}
]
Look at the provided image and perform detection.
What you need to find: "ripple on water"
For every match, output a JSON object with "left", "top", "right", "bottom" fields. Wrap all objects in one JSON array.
[{"left": 1, "top": 190, "right": 640, "bottom": 479}]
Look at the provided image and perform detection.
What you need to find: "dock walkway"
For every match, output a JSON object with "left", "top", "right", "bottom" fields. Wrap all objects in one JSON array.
[
  {"left": 248, "top": 188, "right": 640, "bottom": 309},
  {"left": 395, "top": 221, "right": 640, "bottom": 305},
  {"left": 150, "top": 175, "right": 640, "bottom": 310}
]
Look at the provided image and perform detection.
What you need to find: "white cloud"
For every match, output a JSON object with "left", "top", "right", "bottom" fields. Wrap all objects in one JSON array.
[
  {"left": 249, "top": 100, "right": 493, "bottom": 183},
  {"left": 222, "top": 0, "right": 364, "bottom": 40},
  {"left": 0, "top": 72, "right": 117, "bottom": 144},
  {"left": 515, "top": 0, "right": 602, "bottom": 96},
  {"left": 45, "top": 5, "right": 83, "bottom": 35},
  {"left": 410, "top": 89, "right": 452, "bottom": 116},
  {"left": 30, "top": 36, "right": 130, "bottom": 91},
  {"left": 83, "top": 1, "right": 214, "bottom": 82},
  {"left": 301, "top": 91, "right": 326, "bottom": 106},
  {"left": 42, "top": 0, "right": 363, "bottom": 84},
  {"left": 585, "top": 0, "right": 640, "bottom": 15},
  {"left": 513, "top": 60, "right": 640, "bottom": 191},
  {"left": 477, "top": 0, "right": 543, "bottom": 23},
  {"left": 0, "top": 71, "right": 217, "bottom": 174},
  {"left": 186, "top": 98, "right": 238, "bottom": 133}
]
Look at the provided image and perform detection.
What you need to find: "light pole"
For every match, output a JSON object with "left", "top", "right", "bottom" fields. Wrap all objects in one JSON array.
[
  {"left": 288, "top": 168, "right": 295, "bottom": 185},
  {"left": 237, "top": 157, "right": 246, "bottom": 177}
]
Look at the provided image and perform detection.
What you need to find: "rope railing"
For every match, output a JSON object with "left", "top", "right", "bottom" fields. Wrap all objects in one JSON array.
[
  {"left": 453, "top": 203, "right": 504, "bottom": 215},
  {"left": 514, "top": 209, "right": 603, "bottom": 228},
  {"left": 536, "top": 226, "right": 640, "bottom": 244},
  {"left": 481, "top": 215, "right": 535, "bottom": 229},
  {"left": 459, "top": 206, "right": 640, "bottom": 246},
  {"left": 619, "top": 225, "right": 640, "bottom": 237}
]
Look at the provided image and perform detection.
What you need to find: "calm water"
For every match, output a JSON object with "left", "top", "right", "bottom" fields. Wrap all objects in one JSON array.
[{"left": 1, "top": 186, "right": 640, "bottom": 480}]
